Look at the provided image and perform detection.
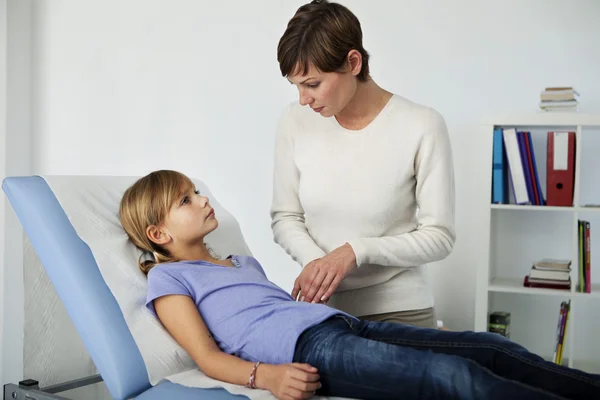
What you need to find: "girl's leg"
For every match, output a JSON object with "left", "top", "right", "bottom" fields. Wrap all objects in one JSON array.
[
  {"left": 293, "top": 316, "right": 564, "bottom": 400},
  {"left": 352, "top": 316, "right": 600, "bottom": 400}
]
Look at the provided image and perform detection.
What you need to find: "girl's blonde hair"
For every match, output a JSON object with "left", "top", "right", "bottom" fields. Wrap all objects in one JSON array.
[{"left": 119, "top": 170, "right": 193, "bottom": 274}]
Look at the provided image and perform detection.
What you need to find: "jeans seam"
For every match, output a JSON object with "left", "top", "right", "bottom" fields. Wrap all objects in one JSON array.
[
  {"left": 371, "top": 337, "right": 600, "bottom": 388},
  {"left": 462, "top": 357, "right": 567, "bottom": 400},
  {"left": 319, "top": 359, "right": 565, "bottom": 400},
  {"left": 317, "top": 371, "right": 406, "bottom": 396}
]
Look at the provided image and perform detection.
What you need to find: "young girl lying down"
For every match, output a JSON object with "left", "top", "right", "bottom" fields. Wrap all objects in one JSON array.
[{"left": 119, "top": 170, "right": 600, "bottom": 400}]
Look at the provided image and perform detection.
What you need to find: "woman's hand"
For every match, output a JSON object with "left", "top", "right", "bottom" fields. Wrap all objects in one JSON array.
[
  {"left": 292, "top": 243, "right": 357, "bottom": 304},
  {"left": 257, "top": 363, "right": 321, "bottom": 400}
]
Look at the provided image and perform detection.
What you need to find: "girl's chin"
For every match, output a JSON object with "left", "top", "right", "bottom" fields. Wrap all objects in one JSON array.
[{"left": 205, "top": 218, "right": 219, "bottom": 230}]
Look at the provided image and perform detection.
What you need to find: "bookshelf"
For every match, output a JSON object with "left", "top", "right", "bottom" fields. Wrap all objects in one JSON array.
[{"left": 475, "top": 113, "right": 600, "bottom": 373}]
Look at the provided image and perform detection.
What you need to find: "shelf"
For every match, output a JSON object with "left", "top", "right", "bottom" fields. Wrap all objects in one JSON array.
[
  {"left": 478, "top": 117, "right": 600, "bottom": 376},
  {"left": 481, "top": 113, "right": 600, "bottom": 127},
  {"left": 491, "top": 204, "right": 573, "bottom": 212},
  {"left": 491, "top": 204, "right": 600, "bottom": 213},
  {"left": 488, "top": 277, "right": 600, "bottom": 299}
]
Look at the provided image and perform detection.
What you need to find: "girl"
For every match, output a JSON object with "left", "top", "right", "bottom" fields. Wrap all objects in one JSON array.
[{"left": 119, "top": 170, "right": 599, "bottom": 400}]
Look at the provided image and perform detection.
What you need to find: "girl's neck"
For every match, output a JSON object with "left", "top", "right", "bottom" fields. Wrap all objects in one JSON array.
[
  {"left": 171, "top": 242, "right": 219, "bottom": 264},
  {"left": 335, "top": 79, "right": 393, "bottom": 131}
]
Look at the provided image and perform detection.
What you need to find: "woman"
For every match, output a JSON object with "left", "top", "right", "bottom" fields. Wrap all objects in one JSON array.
[
  {"left": 271, "top": 0, "right": 454, "bottom": 328},
  {"left": 119, "top": 169, "right": 599, "bottom": 400}
]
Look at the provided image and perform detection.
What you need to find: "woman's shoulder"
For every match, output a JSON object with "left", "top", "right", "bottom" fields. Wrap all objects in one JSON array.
[
  {"left": 388, "top": 94, "right": 446, "bottom": 123},
  {"left": 382, "top": 95, "right": 448, "bottom": 141},
  {"left": 277, "top": 101, "right": 323, "bottom": 131}
]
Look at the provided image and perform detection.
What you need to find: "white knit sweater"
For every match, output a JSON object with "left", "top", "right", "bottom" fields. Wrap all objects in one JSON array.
[{"left": 270, "top": 94, "right": 456, "bottom": 316}]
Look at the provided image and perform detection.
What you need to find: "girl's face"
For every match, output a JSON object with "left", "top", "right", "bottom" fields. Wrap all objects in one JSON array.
[
  {"left": 161, "top": 185, "right": 218, "bottom": 246},
  {"left": 287, "top": 62, "right": 358, "bottom": 118}
]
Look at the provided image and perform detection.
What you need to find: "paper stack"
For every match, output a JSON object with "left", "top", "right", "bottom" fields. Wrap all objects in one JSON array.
[
  {"left": 539, "top": 87, "right": 579, "bottom": 111},
  {"left": 524, "top": 259, "right": 571, "bottom": 290}
]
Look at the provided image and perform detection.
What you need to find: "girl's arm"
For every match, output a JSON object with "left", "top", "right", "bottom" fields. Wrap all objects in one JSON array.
[{"left": 154, "top": 294, "right": 321, "bottom": 398}]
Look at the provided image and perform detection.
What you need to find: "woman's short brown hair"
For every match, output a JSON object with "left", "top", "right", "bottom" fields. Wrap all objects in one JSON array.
[{"left": 277, "top": 0, "right": 370, "bottom": 82}]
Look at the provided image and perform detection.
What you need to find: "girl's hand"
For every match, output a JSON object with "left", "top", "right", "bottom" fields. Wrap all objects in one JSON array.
[{"left": 257, "top": 363, "right": 321, "bottom": 399}]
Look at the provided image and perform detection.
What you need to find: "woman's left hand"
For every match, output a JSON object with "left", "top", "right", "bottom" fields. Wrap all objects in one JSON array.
[{"left": 292, "top": 243, "right": 357, "bottom": 304}]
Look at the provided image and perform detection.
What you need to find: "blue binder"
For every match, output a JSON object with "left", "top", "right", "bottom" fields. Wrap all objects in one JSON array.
[{"left": 492, "top": 128, "right": 508, "bottom": 203}]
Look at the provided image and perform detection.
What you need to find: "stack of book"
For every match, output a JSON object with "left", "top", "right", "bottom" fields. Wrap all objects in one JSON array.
[
  {"left": 553, "top": 300, "right": 571, "bottom": 365},
  {"left": 539, "top": 87, "right": 579, "bottom": 111},
  {"left": 523, "top": 259, "right": 571, "bottom": 290}
]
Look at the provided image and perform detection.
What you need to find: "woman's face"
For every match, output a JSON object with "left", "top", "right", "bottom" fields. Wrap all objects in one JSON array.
[{"left": 287, "top": 63, "right": 358, "bottom": 118}]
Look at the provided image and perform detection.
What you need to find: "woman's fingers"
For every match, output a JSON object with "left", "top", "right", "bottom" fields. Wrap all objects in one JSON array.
[
  {"left": 313, "top": 271, "right": 336, "bottom": 303},
  {"left": 302, "top": 266, "right": 327, "bottom": 303},
  {"left": 322, "top": 274, "right": 343, "bottom": 303}
]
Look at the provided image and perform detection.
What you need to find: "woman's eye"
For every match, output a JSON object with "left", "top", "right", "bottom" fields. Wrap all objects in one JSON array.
[
  {"left": 307, "top": 83, "right": 320, "bottom": 89},
  {"left": 194, "top": 190, "right": 201, "bottom": 195},
  {"left": 181, "top": 196, "right": 189, "bottom": 205}
]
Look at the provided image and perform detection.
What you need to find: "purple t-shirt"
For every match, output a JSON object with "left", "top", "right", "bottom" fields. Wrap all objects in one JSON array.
[{"left": 145, "top": 255, "right": 354, "bottom": 364}]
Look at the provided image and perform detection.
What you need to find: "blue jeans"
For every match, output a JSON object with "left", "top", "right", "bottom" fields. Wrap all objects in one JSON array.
[{"left": 292, "top": 315, "right": 600, "bottom": 399}]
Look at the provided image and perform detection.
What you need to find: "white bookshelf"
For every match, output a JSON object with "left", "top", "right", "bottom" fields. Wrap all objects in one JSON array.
[{"left": 475, "top": 112, "right": 600, "bottom": 374}]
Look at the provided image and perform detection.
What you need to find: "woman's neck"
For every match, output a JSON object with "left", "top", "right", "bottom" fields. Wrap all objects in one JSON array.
[{"left": 335, "top": 79, "right": 393, "bottom": 131}]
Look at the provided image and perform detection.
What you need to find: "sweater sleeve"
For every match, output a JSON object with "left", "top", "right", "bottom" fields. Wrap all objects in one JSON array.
[
  {"left": 270, "top": 105, "right": 327, "bottom": 267},
  {"left": 347, "top": 110, "right": 456, "bottom": 268}
]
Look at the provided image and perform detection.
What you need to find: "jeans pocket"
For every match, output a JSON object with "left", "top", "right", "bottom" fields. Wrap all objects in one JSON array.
[{"left": 337, "top": 314, "right": 356, "bottom": 330}]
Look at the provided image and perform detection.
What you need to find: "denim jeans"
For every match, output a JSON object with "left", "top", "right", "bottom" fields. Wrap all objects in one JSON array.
[{"left": 292, "top": 315, "right": 600, "bottom": 399}]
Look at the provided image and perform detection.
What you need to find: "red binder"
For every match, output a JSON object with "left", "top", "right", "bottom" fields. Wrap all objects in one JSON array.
[{"left": 547, "top": 131, "right": 575, "bottom": 207}]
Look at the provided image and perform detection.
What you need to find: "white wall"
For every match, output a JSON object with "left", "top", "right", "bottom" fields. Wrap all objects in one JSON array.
[
  {"left": 2, "top": 0, "right": 600, "bottom": 388},
  {"left": 0, "top": 0, "right": 7, "bottom": 388},
  {"left": 1, "top": 0, "right": 33, "bottom": 388}
]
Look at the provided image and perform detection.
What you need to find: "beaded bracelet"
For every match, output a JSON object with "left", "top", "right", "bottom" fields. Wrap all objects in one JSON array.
[{"left": 247, "top": 361, "right": 261, "bottom": 389}]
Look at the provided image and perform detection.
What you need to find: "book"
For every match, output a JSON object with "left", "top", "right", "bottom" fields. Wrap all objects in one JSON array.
[
  {"left": 529, "top": 269, "right": 570, "bottom": 281},
  {"left": 533, "top": 259, "right": 571, "bottom": 270},
  {"left": 578, "top": 220, "right": 592, "bottom": 293},
  {"left": 553, "top": 301, "right": 571, "bottom": 365},
  {"left": 523, "top": 275, "right": 571, "bottom": 290}
]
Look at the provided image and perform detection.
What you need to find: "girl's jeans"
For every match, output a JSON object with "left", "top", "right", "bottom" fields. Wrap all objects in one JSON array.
[{"left": 293, "top": 315, "right": 600, "bottom": 399}]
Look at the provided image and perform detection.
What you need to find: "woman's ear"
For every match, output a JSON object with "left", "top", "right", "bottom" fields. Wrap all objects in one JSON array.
[
  {"left": 346, "top": 49, "right": 363, "bottom": 77},
  {"left": 146, "top": 224, "right": 171, "bottom": 246}
]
